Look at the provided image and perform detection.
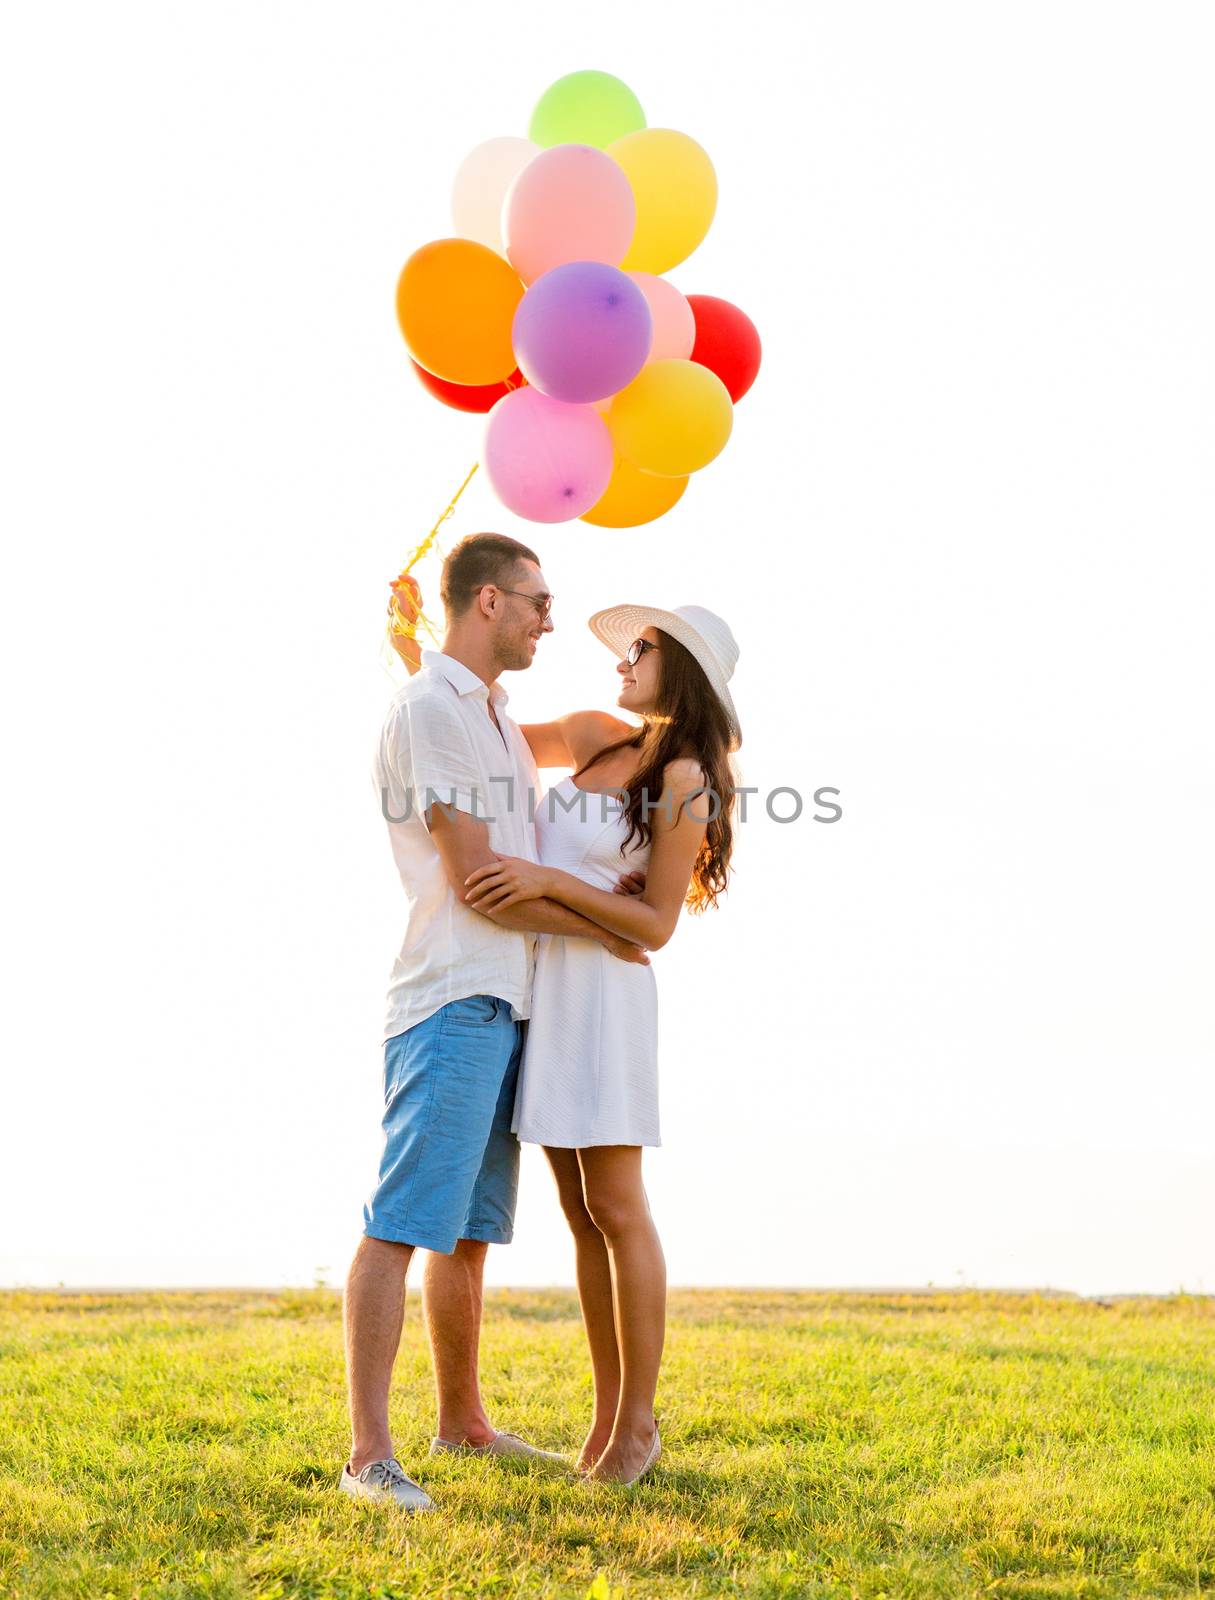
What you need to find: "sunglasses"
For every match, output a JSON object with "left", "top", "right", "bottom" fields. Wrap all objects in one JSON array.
[
  {"left": 489, "top": 585, "right": 554, "bottom": 621},
  {"left": 625, "top": 638, "right": 660, "bottom": 666}
]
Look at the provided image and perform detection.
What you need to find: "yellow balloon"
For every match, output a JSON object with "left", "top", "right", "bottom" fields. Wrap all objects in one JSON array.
[
  {"left": 608, "top": 359, "right": 733, "bottom": 477},
  {"left": 608, "top": 128, "right": 717, "bottom": 273},
  {"left": 581, "top": 455, "right": 689, "bottom": 527}
]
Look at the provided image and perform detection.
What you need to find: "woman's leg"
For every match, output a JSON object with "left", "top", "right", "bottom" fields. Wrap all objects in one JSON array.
[
  {"left": 543, "top": 1145, "right": 621, "bottom": 1469},
  {"left": 578, "top": 1145, "right": 666, "bottom": 1480}
]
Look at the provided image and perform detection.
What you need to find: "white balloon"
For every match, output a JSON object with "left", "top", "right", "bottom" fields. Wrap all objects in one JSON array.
[{"left": 451, "top": 137, "right": 540, "bottom": 256}]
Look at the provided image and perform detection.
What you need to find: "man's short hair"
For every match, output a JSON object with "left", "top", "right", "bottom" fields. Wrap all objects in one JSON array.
[{"left": 440, "top": 532, "right": 540, "bottom": 619}]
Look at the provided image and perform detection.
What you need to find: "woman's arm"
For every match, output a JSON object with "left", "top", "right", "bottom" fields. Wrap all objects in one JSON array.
[
  {"left": 520, "top": 709, "right": 635, "bottom": 768},
  {"left": 430, "top": 805, "right": 649, "bottom": 964},
  {"left": 465, "top": 759, "right": 709, "bottom": 950}
]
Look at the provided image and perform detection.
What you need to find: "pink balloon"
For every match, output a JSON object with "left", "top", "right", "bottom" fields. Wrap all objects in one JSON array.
[
  {"left": 627, "top": 272, "right": 695, "bottom": 363},
  {"left": 502, "top": 145, "right": 636, "bottom": 286},
  {"left": 482, "top": 387, "right": 614, "bottom": 523}
]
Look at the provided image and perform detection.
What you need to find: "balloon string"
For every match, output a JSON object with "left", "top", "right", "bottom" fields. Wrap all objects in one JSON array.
[{"left": 387, "top": 460, "right": 480, "bottom": 649}]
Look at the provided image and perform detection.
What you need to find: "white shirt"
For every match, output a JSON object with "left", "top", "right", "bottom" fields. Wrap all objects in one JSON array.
[{"left": 373, "top": 649, "right": 541, "bottom": 1043}]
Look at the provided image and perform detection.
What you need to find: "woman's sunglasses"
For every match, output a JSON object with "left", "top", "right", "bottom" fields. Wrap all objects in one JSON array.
[{"left": 625, "top": 638, "right": 660, "bottom": 666}]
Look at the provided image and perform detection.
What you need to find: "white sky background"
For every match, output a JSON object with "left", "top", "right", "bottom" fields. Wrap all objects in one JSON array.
[{"left": 2, "top": 3, "right": 1212, "bottom": 1295}]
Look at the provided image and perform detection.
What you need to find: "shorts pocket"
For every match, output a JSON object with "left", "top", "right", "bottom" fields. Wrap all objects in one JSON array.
[{"left": 444, "top": 994, "right": 500, "bottom": 1026}]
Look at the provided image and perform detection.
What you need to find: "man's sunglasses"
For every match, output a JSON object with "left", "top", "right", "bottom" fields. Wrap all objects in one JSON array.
[
  {"left": 625, "top": 638, "right": 660, "bottom": 666},
  {"left": 487, "top": 585, "right": 554, "bottom": 621}
]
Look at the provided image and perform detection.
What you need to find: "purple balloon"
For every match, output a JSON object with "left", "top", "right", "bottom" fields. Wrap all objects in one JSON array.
[{"left": 512, "top": 261, "right": 653, "bottom": 404}]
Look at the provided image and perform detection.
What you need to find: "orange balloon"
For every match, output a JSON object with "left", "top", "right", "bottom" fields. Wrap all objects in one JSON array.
[
  {"left": 396, "top": 238, "right": 523, "bottom": 385},
  {"left": 581, "top": 455, "right": 688, "bottom": 527}
]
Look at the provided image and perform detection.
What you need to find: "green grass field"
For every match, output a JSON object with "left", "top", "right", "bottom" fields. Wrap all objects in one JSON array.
[{"left": 1, "top": 1287, "right": 1212, "bottom": 1599}]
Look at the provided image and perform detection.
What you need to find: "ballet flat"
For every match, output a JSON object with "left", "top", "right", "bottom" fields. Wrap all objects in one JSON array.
[{"left": 620, "top": 1425, "right": 662, "bottom": 1487}]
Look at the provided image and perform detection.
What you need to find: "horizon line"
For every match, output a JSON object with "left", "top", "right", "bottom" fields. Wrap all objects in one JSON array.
[{"left": 2, "top": 1283, "right": 1209, "bottom": 1302}]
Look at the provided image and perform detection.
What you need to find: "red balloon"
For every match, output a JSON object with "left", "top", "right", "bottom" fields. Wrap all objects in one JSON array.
[
  {"left": 686, "top": 295, "right": 761, "bottom": 403},
  {"left": 410, "top": 360, "right": 523, "bottom": 414}
]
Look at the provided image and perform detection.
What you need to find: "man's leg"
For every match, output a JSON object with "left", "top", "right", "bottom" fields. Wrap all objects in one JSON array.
[
  {"left": 421, "top": 1013, "right": 524, "bottom": 1449},
  {"left": 345, "top": 1003, "right": 470, "bottom": 1479},
  {"left": 422, "top": 1239, "right": 496, "bottom": 1447},
  {"left": 343, "top": 1234, "right": 415, "bottom": 1474},
  {"left": 349, "top": 998, "right": 522, "bottom": 1472}
]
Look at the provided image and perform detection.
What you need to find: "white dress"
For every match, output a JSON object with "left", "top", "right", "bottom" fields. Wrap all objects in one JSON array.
[{"left": 512, "top": 776, "right": 659, "bottom": 1147}]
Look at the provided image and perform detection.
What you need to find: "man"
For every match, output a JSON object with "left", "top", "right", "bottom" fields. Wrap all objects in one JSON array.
[{"left": 340, "top": 532, "right": 650, "bottom": 1510}]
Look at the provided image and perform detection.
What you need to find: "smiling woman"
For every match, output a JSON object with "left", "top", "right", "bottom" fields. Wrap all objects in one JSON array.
[{"left": 455, "top": 598, "right": 744, "bottom": 1484}]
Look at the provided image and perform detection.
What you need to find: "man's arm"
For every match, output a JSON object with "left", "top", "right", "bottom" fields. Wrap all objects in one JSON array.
[
  {"left": 387, "top": 574, "right": 424, "bottom": 673},
  {"left": 428, "top": 803, "right": 650, "bottom": 964}
]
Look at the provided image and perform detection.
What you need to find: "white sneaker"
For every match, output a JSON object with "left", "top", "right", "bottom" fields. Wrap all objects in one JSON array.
[
  {"left": 338, "top": 1456, "right": 435, "bottom": 1511},
  {"left": 429, "top": 1429, "right": 567, "bottom": 1466}
]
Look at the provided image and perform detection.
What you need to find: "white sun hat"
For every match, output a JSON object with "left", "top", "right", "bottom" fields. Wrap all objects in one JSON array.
[{"left": 586, "top": 603, "right": 742, "bottom": 751}]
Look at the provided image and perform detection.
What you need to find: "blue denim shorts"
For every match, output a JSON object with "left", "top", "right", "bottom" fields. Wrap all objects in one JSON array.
[{"left": 362, "top": 995, "right": 523, "bottom": 1254}]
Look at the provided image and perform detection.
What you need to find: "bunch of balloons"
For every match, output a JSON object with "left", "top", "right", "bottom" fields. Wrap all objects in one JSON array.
[{"left": 395, "top": 70, "right": 761, "bottom": 528}]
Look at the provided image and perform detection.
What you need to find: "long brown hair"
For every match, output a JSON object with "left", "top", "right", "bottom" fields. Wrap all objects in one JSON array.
[{"left": 574, "top": 629, "right": 738, "bottom": 912}]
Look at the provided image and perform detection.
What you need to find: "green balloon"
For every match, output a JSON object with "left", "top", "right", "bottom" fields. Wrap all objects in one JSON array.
[{"left": 528, "top": 70, "right": 646, "bottom": 150}]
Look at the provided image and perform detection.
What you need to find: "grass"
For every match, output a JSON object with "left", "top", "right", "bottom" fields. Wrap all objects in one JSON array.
[{"left": 1, "top": 1288, "right": 1213, "bottom": 1599}]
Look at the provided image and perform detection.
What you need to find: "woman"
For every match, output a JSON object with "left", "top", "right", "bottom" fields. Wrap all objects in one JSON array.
[{"left": 389, "top": 582, "right": 741, "bottom": 1486}]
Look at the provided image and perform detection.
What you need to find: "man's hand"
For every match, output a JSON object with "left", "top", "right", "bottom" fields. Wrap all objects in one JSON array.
[
  {"left": 388, "top": 573, "right": 423, "bottom": 674},
  {"left": 601, "top": 930, "right": 651, "bottom": 965},
  {"left": 613, "top": 870, "right": 647, "bottom": 897}
]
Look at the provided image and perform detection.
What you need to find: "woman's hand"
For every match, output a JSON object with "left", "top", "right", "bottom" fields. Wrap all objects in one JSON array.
[
  {"left": 388, "top": 572, "right": 423, "bottom": 674},
  {"left": 464, "top": 853, "right": 554, "bottom": 912}
]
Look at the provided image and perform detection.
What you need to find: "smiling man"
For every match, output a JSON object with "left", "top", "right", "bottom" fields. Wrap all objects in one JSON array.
[{"left": 340, "top": 532, "right": 648, "bottom": 1511}]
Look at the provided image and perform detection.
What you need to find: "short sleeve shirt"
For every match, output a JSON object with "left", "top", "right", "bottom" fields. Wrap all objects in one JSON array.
[{"left": 373, "top": 650, "right": 541, "bottom": 1042}]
